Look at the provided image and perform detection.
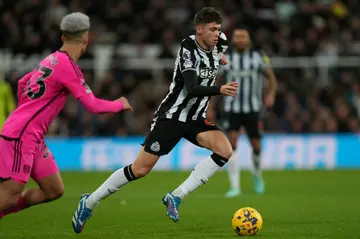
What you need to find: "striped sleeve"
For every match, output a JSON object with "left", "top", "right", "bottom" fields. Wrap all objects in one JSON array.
[
  {"left": 217, "top": 32, "right": 228, "bottom": 54},
  {"left": 179, "top": 39, "right": 197, "bottom": 73}
]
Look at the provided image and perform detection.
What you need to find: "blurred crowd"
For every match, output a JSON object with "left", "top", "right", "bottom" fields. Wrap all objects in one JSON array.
[{"left": 1, "top": 0, "right": 360, "bottom": 136}]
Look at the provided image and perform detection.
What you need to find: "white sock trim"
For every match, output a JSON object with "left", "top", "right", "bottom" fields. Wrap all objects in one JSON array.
[
  {"left": 172, "top": 155, "right": 222, "bottom": 199},
  {"left": 227, "top": 149, "right": 240, "bottom": 190}
]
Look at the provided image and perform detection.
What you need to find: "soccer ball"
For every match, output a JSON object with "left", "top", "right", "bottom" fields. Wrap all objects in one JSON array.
[{"left": 232, "top": 207, "right": 263, "bottom": 236}]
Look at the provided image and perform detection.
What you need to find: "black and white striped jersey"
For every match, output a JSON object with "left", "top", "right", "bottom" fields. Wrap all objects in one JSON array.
[
  {"left": 222, "top": 48, "right": 270, "bottom": 114},
  {"left": 154, "top": 33, "right": 228, "bottom": 122}
]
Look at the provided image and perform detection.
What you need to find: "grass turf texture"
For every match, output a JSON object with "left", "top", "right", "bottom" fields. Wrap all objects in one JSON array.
[{"left": 1, "top": 170, "right": 359, "bottom": 238}]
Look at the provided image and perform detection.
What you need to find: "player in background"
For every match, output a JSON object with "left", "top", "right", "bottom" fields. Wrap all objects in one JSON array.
[
  {"left": 0, "top": 12, "right": 132, "bottom": 218},
  {"left": 0, "top": 73, "right": 15, "bottom": 131},
  {"left": 72, "top": 7, "right": 238, "bottom": 233},
  {"left": 209, "top": 26, "right": 277, "bottom": 197}
]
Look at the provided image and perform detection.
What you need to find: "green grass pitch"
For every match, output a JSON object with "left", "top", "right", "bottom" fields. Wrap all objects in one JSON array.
[{"left": 1, "top": 170, "right": 360, "bottom": 238}]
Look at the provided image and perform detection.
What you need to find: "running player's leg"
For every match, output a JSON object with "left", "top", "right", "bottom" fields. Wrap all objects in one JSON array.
[
  {"left": 85, "top": 147, "right": 160, "bottom": 210},
  {"left": 31, "top": 173, "right": 64, "bottom": 204},
  {"left": 2, "top": 143, "right": 63, "bottom": 217},
  {"left": 72, "top": 149, "right": 160, "bottom": 233},
  {"left": 244, "top": 113, "right": 264, "bottom": 194},
  {"left": 0, "top": 138, "right": 34, "bottom": 214},
  {"left": 72, "top": 119, "right": 184, "bottom": 233},
  {"left": 224, "top": 114, "right": 242, "bottom": 197},
  {"left": 3, "top": 173, "right": 63, "bottom": 217},
  {"left": 0, "top": 180, "right": 25, "bottom": 217},
  {"left": 166, "top": 120, "right": 232, "bottom": 222},
  {"left": 30, "top": 144, "right": 63, "bottom": 203}
]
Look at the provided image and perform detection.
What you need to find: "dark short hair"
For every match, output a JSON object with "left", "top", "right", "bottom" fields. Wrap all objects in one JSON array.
[
  {"left": 194, "top": 7, "right": 222, "bottom": 25},
  {"left": 234, "top": 24, "right": 249, "bottom": 32},
  {"left": 232, "top": 24, "right": 252, "bottom": 39}
]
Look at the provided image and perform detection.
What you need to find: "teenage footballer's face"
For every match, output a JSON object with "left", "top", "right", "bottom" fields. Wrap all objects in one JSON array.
[
  {"left": 232, "top": 29, "right": 250, "bottom": 50},
  {"left": 197, "top": 22, "right": 221, "bottom": 48}
]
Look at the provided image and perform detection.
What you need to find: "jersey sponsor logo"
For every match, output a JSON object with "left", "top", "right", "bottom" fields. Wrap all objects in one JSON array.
[
  {"left": 199, "top": 68, "right": 218, "bottom": 79},
  {"left": 150, "top": 141, "right": 161, "bottom": 152}
]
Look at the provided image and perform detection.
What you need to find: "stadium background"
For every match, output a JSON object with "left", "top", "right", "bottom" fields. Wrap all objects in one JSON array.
[
  {"left": 1, "top": 0, "right": 360, "bottom": 171},
  {"left": 1, "top": 1, "right": 360, "bottom": 238}
]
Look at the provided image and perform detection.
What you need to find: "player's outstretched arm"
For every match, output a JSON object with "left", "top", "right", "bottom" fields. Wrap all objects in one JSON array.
[
  {"left": 183, "top": 71, "right": 222, "bottom": 97},
  {"left": 77, "top": 94, "right": 133, "bottom": 114},
  {"left": 183, "top": 71, "right": 238, "bottom": 97},
  {"left": 219, "top": 82, "right": 239, "bottom": 97},
  {"left": 60, "top": 74, "right": 132, "bottom": 114}
]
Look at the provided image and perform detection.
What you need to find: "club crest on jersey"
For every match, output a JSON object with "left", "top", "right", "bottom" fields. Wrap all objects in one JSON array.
[
  {"left": 150, "top": 141, "right": 160, "bottom": 152},
  {"left": 199, "top": 68, "right": 218, "bottom": 78}
]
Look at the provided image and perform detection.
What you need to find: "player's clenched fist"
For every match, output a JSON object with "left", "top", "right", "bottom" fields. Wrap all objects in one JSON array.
[
  {"left": 117, "top": 97, "right": 134, "bottom": 111},
  {"left": 220, "top": 82, "right": 239, "bottom": 97}
]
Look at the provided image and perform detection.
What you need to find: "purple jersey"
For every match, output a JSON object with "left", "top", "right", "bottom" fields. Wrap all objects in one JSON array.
[{"left": 1, "top": 51, "right": 124, "bottom": 142}]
